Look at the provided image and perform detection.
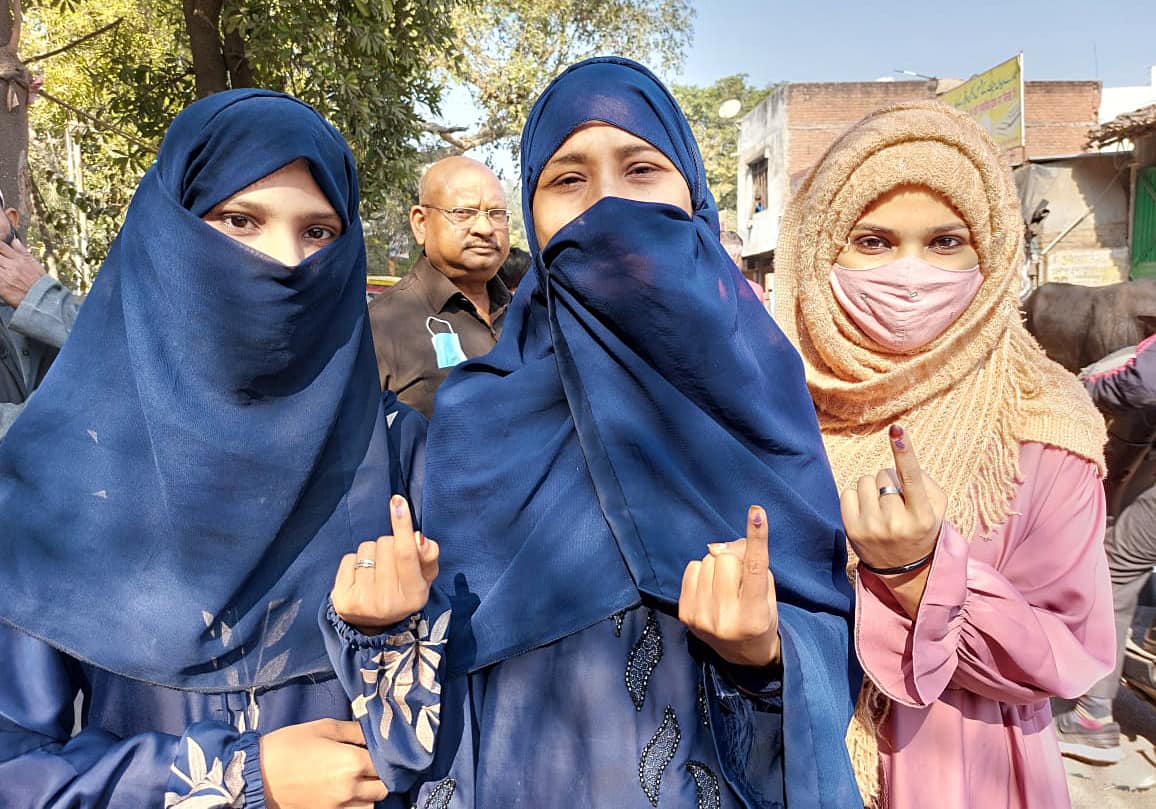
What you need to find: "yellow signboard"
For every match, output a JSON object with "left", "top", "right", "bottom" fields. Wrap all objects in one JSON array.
[{"left": 939, "top": 54, "right": 1024, "bottom": 150}]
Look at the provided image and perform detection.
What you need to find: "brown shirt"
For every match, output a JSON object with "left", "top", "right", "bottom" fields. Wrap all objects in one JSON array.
[{"left": 368, "top": 254, "right": 510, "bottom": 418}]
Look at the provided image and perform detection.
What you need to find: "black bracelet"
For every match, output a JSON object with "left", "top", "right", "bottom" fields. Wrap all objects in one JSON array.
[{"left": 859, "top": 548, "right": 936, "bottom": 576}]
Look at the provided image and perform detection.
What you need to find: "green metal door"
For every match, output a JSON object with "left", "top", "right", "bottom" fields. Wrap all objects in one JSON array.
[{"left": 1134, "top": 166, "right": 1156, "bottom": 279}]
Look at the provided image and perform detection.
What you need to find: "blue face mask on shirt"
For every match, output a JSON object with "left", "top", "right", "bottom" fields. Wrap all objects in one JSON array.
[{"left": 427, "top": 316, "right": 468, "bottom": 368}]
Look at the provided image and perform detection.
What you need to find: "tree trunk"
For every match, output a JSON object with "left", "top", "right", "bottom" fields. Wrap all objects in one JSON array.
[
  {"left": 0, "top": 0, "right": 29, "bottom": 222},
  {"left": 222, "top": 26, "right": 253, "bottom": 89},
  {"left": 183, "top": 0, "right": 228, "bottom": 98}
]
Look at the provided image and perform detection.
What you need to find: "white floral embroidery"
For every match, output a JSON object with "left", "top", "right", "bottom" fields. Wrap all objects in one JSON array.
[
  {"left": 353, "top": 609, "right": 450, "bottom": 753},
  {"left": 163, "top": 739, "right": 246, "bottom": 809}
]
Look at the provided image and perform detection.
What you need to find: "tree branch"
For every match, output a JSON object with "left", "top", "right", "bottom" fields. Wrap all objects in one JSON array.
[
  {"left": 420, "top": 120, "right": 511, "bottom": 154},
  {"left": 8, "top": 0, "right": 21, "bottom": 52},
  {"left": 25, "top": 18, "right": 123, "bottom": 66},
  {"left": 37, "top": 89, "right": 152, "bottom": 151}
]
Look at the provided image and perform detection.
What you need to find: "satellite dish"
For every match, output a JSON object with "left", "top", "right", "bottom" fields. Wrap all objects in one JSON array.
[{"left": 718, "top": 98, "right": 742, "bottom": 119}]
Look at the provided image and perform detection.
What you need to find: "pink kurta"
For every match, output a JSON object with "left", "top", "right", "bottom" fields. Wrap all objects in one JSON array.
[{"left": 856, "top": 442, "right": 1115, "bottom": 809}]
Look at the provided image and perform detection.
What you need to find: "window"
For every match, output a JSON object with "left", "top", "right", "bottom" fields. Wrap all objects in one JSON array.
[{"left": 749, "top": 158, "right": 768, "bottom": 213}]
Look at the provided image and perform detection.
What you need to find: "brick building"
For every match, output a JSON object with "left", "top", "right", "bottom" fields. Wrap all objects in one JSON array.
[{"left": 737, "top": 77, "right": 1102, "bottom": 293}]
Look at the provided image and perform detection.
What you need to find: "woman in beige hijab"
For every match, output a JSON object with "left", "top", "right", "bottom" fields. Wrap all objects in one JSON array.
[{"left": 776, "top": 101, "right": 1115, "bottom": 808}]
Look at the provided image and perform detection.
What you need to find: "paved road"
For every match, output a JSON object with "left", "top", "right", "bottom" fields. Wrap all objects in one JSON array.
[
  {"left": 1065, "top": 686, "right": 1156, "bottom": 807},
  {"left": 1064, "top": 604, "right": 1156, "bottom": 808}
]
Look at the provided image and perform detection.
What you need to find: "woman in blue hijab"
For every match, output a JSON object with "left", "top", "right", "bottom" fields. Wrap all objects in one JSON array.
[
  {"left": 323, "top": 57, "right": 861, "bottom": 808},
  {"left": 0, "top": 90, "right": 425, "bottom": 807}
]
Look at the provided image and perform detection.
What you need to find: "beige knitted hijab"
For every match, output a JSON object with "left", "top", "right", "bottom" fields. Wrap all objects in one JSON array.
[
  {"left": 776, "top": 101, "right": 1104, "bottom": 535},
  {"left": 774, "top": 102, "right": 1105, "bottom": 805}
]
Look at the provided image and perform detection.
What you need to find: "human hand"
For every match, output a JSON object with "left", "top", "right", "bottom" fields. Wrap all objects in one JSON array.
[
  {"left": 841, "top": 424, "right": 947, "bottom": 573},
  {"left": 0, "top": 239, "right": 46, "bottom": 308},
  {"left": 330, "top": 495, "right": 439, "bottom": 634},
  {"left": 260, "top": 718, "right": 387, "bottom": 809},
  {"left": 679, "top": 505, "right": 780, "bottom": 668}
]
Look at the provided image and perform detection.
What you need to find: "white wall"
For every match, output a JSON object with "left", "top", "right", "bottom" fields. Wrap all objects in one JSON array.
[
  {"left": 1100, "top": 66, "right": 1156, "bottom": 124},
  {"left": 737, "top": 87, "right": 789, "bottom": 257}
]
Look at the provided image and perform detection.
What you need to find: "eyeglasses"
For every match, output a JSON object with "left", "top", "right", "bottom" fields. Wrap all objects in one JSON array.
[{"left": 420, "top": 205, "right": 511, "bottom": 228}]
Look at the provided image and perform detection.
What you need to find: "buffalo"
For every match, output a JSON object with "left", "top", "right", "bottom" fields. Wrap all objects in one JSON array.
[
  {"left": 1022, "top": 279, "right": 1156, "bottom": 516},
  {"left": 1021, "top": 279, "right": 1156, "bottom": 374}
]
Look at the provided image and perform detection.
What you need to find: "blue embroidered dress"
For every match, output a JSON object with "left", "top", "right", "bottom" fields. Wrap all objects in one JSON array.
[
  {"left": 0, "top": 387, "right": 425, "bottom": 808},
  {"left": 323, "top": 598, "right": 785, "bottom": 808},
  {"left": 0, "top": 90, "right": 424, "bottom": 807},
  {"left": 320, "top": 58, "right": 862, "bottom": 809}
]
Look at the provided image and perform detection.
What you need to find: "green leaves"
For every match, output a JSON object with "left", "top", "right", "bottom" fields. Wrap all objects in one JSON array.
[
  {"left": 671, "top": 74, "right": 773, "bottom": 217},
  {"left": 25, "top": 0, "right": 461, "bottom": 279},
  {"left": 25, "top": 0, "right": 697, "bottom": 284},
  {"left": 425, "top": 0, "right": 694, "bottom": 156}
]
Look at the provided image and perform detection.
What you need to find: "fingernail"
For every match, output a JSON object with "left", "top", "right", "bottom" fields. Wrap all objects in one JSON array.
[
  {"left": 707, "top": 542, "right": 726, "bottom": 554},
  {"left": 391, "top": 496, "right": 405, "bottom": 518},
  {"left": 889, "top": 424, "right": 906, "bottom": 450},
  {"left": 751, "top": 507, "right": 764, "bottom": 528},
  {"left": 417, "top": 531, "right": 426, "bottom": 548}
]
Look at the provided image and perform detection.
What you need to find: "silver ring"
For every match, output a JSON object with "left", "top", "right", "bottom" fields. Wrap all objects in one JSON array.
[
  {"left": 354, "top": 558, "right": 376, "bottom": 569},
  {"left": 878, "top": 485, "right": 903, "bottom": 497}
]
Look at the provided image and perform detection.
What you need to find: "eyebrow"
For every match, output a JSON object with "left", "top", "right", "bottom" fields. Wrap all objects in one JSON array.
[
  {"left": 852, "top": 221, "right": 969, "bottom": 238},
  {"left": 216, "top": 198, "right": 342, "bottom": 224},
  {"left": 543, "top": 142, "right": 663, "bottom": 169}
]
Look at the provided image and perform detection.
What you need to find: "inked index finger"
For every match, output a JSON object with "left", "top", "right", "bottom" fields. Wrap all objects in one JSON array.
[
  {"left": 740, "top": 505, "right": 769, "bottom": 605},
  {"left": 387, "top": 495, "right": 415, "bottom": 544},
  {"left": 390, "top": 494, "right": 421, "bottom": 564},
  {"left": 888, "top": 425, "right": 929, "bottom": 508}
]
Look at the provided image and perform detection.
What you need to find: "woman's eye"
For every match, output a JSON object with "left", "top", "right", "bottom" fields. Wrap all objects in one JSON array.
[
  {"left": 541, "top": 171, "right": 583, "bottom": 189},
  {"left": 930, "top": 235, "right": 965, "bottom": 251},
  {"left": 304, "top": 226, "right": 337, "bottom": 241},
  {"left": 854, "top": 236, "right": 890, "bottom": 252},
  {"left": 627, "top": 163, "right": 659, "bottom": 177},
  {"left": 549, "top": 173, "right": 584, "bottom": 188},
  {"left": 222, "top": 214, "right": 256, "bottom": 231}
]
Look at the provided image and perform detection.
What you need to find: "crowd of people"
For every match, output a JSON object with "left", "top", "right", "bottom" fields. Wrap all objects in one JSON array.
[{"left": 0, "top": 54, "right": 1145, "bottom": 809}]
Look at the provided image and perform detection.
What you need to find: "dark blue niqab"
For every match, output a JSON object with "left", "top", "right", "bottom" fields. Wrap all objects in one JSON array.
[
  {"left": 423, "top": 58, "right": 860, "bottom": 807},
  {"left": 0, "top": 90, "right": 392, "bottom": 691}
]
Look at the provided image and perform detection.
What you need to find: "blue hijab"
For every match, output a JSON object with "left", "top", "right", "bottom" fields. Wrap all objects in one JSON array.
[
  {"left": 424, "top": 58, "right": 858, "bottom": 805},
  {"left": 0, "top": 90, "right": 393, "bottom": 691}
]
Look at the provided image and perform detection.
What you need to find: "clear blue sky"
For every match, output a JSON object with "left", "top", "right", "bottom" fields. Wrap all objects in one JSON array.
[{"left": 679, "top": 0, "right": 1153, "bottom": 89}]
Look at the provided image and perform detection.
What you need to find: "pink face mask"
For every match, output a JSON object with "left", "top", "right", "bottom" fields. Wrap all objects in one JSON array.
[{"left": 829, "top": 257, "right": 982, "bottom": 352}]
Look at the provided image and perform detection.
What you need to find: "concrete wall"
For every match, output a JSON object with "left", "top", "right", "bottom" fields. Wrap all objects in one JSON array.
[
  {"left": 737, "top": 86, "right": 789, "bottom": 258},
  {"left": 1017, "top": 153, "right": 1132, "bottom": 285}
]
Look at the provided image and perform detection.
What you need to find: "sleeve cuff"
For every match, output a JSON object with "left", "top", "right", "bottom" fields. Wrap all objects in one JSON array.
[
  {"left": 238, "top": 731, "right": 265, "bottom": 808},
  {"left": 9, "top": 274, "right": 59, "bottom": 329},
  {"left": 689, "top": 635, "right": 783, "bottom": 702},
  {"left": 854, "top": 521, "right": 969, "bottom": 706},
  {"left": 905, "top": 522, "right": 971, "bottom": 703},
  {"left": 324, "top": 598, "right": 423, "bottom": 651},
  {"left": 719, "top": 660, "right": 783, "bottom": 698}
]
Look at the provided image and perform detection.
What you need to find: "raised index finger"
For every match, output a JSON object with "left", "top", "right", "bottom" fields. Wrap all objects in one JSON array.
[
  {"left": 888, "top": 425, "right": 929, "bottom": 510},
  {"left": 384, "top": 494, "right": 421, "bottom": 576},
  {"left": 740, "top": 505, "right": 769, "bottom": 605}
]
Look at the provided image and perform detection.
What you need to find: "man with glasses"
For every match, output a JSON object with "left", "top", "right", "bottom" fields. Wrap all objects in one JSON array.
[{"left": 369, "top": 156, "right": 511, "bottom": 417}]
